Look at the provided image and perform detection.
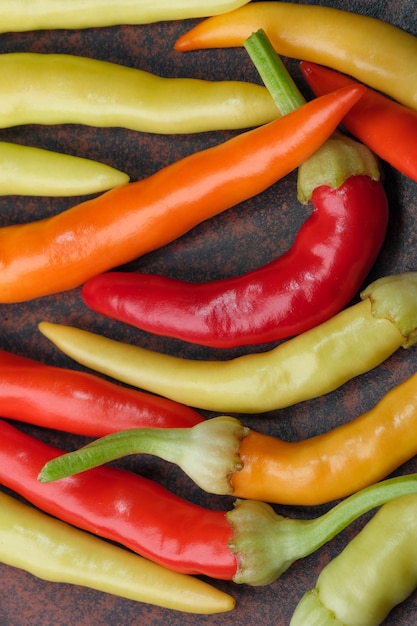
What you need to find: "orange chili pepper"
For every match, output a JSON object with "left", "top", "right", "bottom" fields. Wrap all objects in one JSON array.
[
  {"left": 0, "top": 84, "right": 364, "bottom": 303},
  {"left": 40, "top": 370, "right": 417, "bottom": 506}
]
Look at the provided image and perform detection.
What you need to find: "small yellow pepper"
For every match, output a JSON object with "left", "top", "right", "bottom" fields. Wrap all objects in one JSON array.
[
  {"left": 0, "top": 52, "right": 278, "bottom": 134},
  {"left": 0, "top": 141, "right": 129, "bottom": 196},
  {"left": 39, "top": 273, "right": 417, "bottom": 414},
  {"left": 0, "top": 491, "right": 235, "bottom": 614}
]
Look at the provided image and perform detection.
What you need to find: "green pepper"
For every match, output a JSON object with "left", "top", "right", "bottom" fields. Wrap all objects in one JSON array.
[{"left": 290, "top": 494, "right": 417, "bottom": 626}]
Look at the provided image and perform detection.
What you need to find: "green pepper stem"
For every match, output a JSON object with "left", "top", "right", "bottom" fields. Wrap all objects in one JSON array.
[
  {"left": 244, "top": 29, "right": 306, "bottom": 114},
  {"left": 38, "top": 416, "right": 248, "bottom": 495},
  {"left": 229, "top": 474, "right": 417, "bottom": 585}
]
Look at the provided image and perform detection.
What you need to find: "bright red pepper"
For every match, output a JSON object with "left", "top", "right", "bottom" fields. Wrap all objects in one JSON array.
[
  {"left": 1, "top": 419, "right": 416, "bottom": 586},
  {"left": 82, "top": 171, "right": 388, "bottom": 347},
  {"left": 300, "top": 61, "right": 417, "bottom": 183},
  {"left": 81, "top": 35, "right": 387, "bottom": 349},
  {"left": 0, "top": 349, "right": 202, "bottom": 434}
]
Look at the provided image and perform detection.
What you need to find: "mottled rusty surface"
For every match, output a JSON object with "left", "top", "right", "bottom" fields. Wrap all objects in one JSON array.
[{"left": 0, "top": 1, "right": 417, "bottom": 625}]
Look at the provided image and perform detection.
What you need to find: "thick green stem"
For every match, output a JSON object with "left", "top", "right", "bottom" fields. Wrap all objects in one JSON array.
[
  {"left": 244, "top": 29, "right": 306, "bottom": 114},
  {"left": 38, "top": 416, "right": 247, "bottom": 495},
  {"left": 228, "top": 474, "right": 417, "bottom": 585},
  {"left": 245, "top": 29, "right": 381, "bottom": 202}
]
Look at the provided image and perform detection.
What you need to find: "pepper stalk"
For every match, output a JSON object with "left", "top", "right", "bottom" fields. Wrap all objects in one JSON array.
[{"left": 244, "top": 29, "right": 381, "bottom": 201}]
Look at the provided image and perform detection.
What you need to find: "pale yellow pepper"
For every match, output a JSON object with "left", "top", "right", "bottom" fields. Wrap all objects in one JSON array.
[
  {"left": 0, "top": 0, "right": 251, "bottom": 31},
  {"left": 291, "top": 494, "right": 417, "bottom": 626},
  {"left": 0, "top": 52, "right": 278, "bottom": 134},
  {"left": 0, "top": 491, "right": 235, "bottom": 614},
  {"left": 0, "top": 142, "right": 129, "bottom": 196}
]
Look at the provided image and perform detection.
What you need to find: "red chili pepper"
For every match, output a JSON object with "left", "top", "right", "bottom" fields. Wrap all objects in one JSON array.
[
  {"left": 1, "top": 419, "right": 416, "bottom": 586},
  {"left": 300, "top": 61, "right": 417, "bottom": 183},
  {"left": 81, "top": 33, "right": 387, "bottom": 348},
  {"left": 82, "top": 170, "right": 388, "bottom": 347},
  {"left": 0, "top": 349, "right": 203, "bottom": 434}
]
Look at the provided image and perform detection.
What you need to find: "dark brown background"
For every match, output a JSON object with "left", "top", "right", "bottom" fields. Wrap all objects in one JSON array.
[{"left": 1, "top": 1, "right": 417, "bottom": 624}]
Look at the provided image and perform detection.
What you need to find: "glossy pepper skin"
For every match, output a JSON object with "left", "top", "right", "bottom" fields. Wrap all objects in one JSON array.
[
  {"left": 175, "top": 2, "right": 417, "bottom": 111},
  {"left": 290, "top": 494, "right": 417, "bottom": 626},
  {"left": 82, "top": 169, "right": 387, "bottom": 348},
  {"left": 0, "top": 492, "right": 234, "bottom": 614},
  {"left": 0, "top": 0, "right": 251, "bottom": 31},
  {"left": 0, "top": 84, "right": 364, "bottom": 303},
  {"left": 39, "top": 273, "right": 417, "bottom": 414},
  {"left": 41, "top": 369, "right": 417, "bottom": 506},
  {"left": 0, "top": 52, "right": 278, "bottom": 134},
  {"left": 1, "top": 418, "right": 416, "bottom": 587},
  {"left": 300, "top": 61, "right": 417, "bottom": 184},
  {"left": 0, "top": 349, "right": 203, "bottom": 435},
  {"left": 0, "top": 141, "right": 129, "bottom": 196}
]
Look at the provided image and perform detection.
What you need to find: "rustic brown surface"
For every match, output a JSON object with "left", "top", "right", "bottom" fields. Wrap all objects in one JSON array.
[{"left": 1, "top": 1, "right": 417, "bottom": 624}]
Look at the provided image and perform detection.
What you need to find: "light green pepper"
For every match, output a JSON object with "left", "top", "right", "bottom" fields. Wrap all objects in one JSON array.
[
  {"left": 290, "top": 494, "right": 417, "bottom": 626},
  {"left": 0, "top": 141, "right": 129, "bottom": 196}
]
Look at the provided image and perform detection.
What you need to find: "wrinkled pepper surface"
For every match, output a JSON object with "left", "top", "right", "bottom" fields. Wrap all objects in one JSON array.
[{"left": 82, "top": 33, "right": 387, "bottom": 347}]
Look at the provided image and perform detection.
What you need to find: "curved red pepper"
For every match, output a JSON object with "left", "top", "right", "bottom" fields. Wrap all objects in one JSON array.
[
  {"left": 300, "top": 61, "right": 417, "bottom": 183},
  {"left": 0, "top": 349, "right": 203, "bottom": 434},
  {"left": 0, "top": 419, "right": 236, "bottom": 579},
  {"left": 82, "top": 174, "right": 388, "bottom": 347}
]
